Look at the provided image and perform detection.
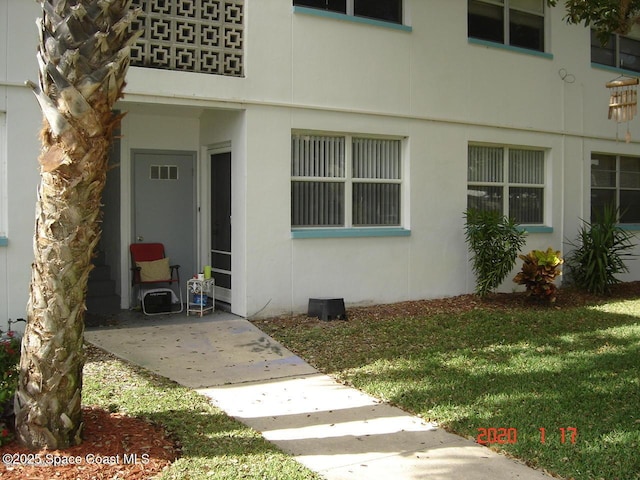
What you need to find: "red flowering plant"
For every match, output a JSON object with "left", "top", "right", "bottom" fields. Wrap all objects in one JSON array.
[{"left": 0, "top": 328, "right": 21, "bottom": 446}]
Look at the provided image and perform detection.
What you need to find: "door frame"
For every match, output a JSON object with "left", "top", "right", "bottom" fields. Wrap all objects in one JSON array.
[
  {"left": 202, "top": 142, "right": 232, "bottom": 306},
  {"left": 130, "top": 148, "right": 197, "bottom": 304}
]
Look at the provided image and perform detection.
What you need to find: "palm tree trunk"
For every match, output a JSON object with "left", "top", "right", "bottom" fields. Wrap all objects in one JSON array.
[{"left": 15, "top": 0, "right": 139, "bottom": 450}]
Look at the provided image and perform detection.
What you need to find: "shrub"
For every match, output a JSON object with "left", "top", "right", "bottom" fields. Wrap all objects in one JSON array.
[
  {"left": 513, "top": 247, "right": 563, "bottom": 302},
  {"left": 565, "top": 205, "right": 636, "bottom": 295},
  {"left": 0, "top": 329, "right": 20, "bottom": 446},
  {"left": 464, "top": 208, "right": 527, "bottom": 297}
]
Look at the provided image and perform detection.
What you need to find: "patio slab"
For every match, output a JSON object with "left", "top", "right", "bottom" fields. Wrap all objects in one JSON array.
[{"left": 85, "top": 311, "right": 316, "bottom": 388}]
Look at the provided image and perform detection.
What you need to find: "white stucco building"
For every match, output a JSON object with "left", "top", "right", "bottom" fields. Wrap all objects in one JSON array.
[{"left": 2, "top": 0, "right": 640, "bottom": 328}]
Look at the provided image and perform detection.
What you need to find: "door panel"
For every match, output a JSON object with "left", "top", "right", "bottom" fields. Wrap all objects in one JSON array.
[
  {"left": 211, "top": 151, "right": 231, "bottom": 303},
  {"left": 133, "top": 151, "right": 196, "bottom": 284}
]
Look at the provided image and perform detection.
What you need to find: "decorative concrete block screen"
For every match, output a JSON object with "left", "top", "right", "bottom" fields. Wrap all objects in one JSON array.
[{"left": 130, "top": 0, "right": 244, "bottom": 77}]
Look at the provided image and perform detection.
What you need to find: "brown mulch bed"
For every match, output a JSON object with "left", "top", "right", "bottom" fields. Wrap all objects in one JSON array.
[
  {"left": 254, "top": 281, "right": 640, "bottom": 329},
  {"left": 0, "top": 407, "right": 177, "bottom": 479},
  {"left": 0, "top": 344, "right": 179, "bottom": 480},
  {"left": 0, "top": 407, "right": 178, "bottom": 480}
]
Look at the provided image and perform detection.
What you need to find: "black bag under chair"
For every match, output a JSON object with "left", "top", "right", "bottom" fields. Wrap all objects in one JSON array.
[
  {"left": 130, "top": 243, "right": 184, "bottom": 315},
  {"left": 141, "top": 288, "right": 176, "bottom": 314}
]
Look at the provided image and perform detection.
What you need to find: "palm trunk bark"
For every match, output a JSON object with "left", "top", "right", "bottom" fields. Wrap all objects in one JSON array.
[{"left": 15, "top": 0, "right": 139, "bottom": 450}]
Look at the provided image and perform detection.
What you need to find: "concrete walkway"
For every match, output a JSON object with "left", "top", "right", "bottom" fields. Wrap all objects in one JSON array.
[{"left": 85, "top": 311, "right": 552, "bottom": 480}]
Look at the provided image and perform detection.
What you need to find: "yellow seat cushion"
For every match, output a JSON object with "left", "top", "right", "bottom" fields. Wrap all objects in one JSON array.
[{"left": 136, "top": 258, "right": 171, "bottom": 282}]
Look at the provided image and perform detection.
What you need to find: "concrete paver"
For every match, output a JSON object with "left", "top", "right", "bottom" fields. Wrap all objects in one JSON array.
[
  {"left": 85, "top": 312, "right": 315, "bottom": 387},
  {"left": 86, "top": 311, "right": 552, "bottom": 480}
]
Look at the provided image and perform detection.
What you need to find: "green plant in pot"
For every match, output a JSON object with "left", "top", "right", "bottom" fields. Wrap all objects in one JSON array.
[{"left": 514, "top": 247, "right": 563, "bottom": 302}]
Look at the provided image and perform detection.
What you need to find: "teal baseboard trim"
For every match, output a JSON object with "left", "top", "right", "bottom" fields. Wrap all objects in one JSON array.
[
  {"left": 293, "top": 6, "right": 412, "bottom": 32},
  {"left": 591, "top": 63, "right": 640, "bottom": 78},
  {"left": 292, "top": 227, "right": 411, "bottom": 239},
  {"left": 620, "top": 224, "right": 640, "bottom": 232},
  {"left": 0, "top": 237, "right": 7, "bottom": 247},
  {"left": 468, "top": 38, "right": 553, "bottom": 60},
  {"left": 518, "top": 226, "right": 554, "bottom": 234}
]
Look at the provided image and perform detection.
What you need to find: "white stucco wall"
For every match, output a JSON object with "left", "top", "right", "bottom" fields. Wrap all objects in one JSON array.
[
  {"left": 1, "top": 0, "right": 41, "bottom": 331},
  {"left": 237, "top": 0, "right": 640, "bottom": 315},
  {"left": 236, "top": 105, "right": 575, "bottom": 316},
  {"left": 199, "top": 108, "right": 248, "bottom": 317},
  {"left": 4, "top": 0, "right": 640, "bottom": 324}
]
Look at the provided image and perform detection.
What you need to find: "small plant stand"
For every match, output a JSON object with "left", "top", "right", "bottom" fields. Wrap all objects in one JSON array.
[{"left": 187, "top": 278, "right": 215, "bottom": 317}]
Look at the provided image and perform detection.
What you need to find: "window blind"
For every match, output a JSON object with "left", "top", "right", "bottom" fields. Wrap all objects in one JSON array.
[
  {"left": 291, "top": 182, "right": 344, "bottom": 227},
  {"left": 509, "top": 149, "right": 544, "bottom": 184},
  {"left": 468, "top": 145, "right": 545, "bottom": 224},
  {"left": 292, "top": 134, "right": 402, "bottom": 228},
  {"left": 352, "top": 138, "right": 401, "bottom": 226},
  {"left": 591, "top": 153, "right": 640, "bottom": 223},
  {"left": 353, "top": 138, "right": 401, "bottom": 179},
  {"left": 468, "top": 146, "right": 503, "bottom": 182},
  {"left": 291, "top": 135, "right": 345, "bottom": 227},
  {"left": 291, "top": 135, "right": 345, "bottom": 178}
]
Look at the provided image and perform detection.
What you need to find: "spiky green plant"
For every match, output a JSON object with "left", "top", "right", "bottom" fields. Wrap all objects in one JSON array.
[
  {"left": 565, "top": 205, "right": 636, "bottom": 295},
  {"left": 464, "top": 209, "right": 527, "bottom": 297}
]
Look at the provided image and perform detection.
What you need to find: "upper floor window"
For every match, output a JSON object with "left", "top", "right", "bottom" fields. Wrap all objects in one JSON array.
[
  {"left": 468, "top": 144, "right": 546, "bottom": 224},
  {"left": 294, "top": 0, "right": 403, "bottom": 25},
  {"left": 591, "top": 153, "right": 640, "bottom": 223},
  {"left": 292, "top": 134, "right": 403, "bottom": 228},
  {"left": 468, "top": 0, "right": 545, "bottom": 52},
  {"left": 591, "top": 26, "right": 640, "bottom": 73}
]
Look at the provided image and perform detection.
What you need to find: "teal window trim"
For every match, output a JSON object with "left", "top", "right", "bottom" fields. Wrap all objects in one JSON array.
[
  {"left": 0, "top": 237, "right": 7, "bottom": 247},
  {"left": 620, "top": 224, "right": 640, "bottom": 232},
  {"left": 293, "top": 6, "right": 412, "bottom": 32},
  {"left": 591, "top": 62, "right": 640, "bottom": 77},
  {"left": 468, "top": 38, "right": 553, "bottom": 60},
  {"left": 518, "top": 225, "right": 554, "bottom": 234},
  {"left": 292, "top": 227, "right": 411, "bottom": 239}
]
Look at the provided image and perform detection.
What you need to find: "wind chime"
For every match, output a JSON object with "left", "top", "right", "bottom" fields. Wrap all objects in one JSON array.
[{"left": 607, "top": 76, "right": 639, "bottom": 142}]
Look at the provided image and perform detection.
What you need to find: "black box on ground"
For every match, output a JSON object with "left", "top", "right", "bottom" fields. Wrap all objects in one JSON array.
[
  {"left": 143, "top": 289, "right": 173, "bottom": 314},
  {"left": 308, "top": 297, "right": 347, "bottom": 321}
]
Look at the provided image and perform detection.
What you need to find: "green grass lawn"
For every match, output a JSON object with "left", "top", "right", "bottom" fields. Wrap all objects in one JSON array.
[
  {"left": 255, "top": 295, "right": 640, "bottom": 480},
  {"left": 82, "top": 346, "right": 322, "bottom": 480}
]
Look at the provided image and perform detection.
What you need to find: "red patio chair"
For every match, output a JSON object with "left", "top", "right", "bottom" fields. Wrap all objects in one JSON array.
[{"left": 130, "top": 243, "right": 183, "bottom": 315}]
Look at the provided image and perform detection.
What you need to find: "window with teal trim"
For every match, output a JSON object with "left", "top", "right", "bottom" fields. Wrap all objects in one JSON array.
[
  {"left": 292, "top": 133, "right": 403, "bottom": 228},
  {"left": 294, "top": 0, "right": 403, "bottom": 24},
  {"left": 591, "top": 153, "right": 640, "bottom": 223},
  {"left": 468, "top": 0, "right": 545, "bottom": 52},
  {"left": 0, "top": 112, "right": 6, "bottom": 241},
  {"left": 468, "top": 144, "right": 546, "bottom": 225},
  {"left": 591, "top": 26, "right": 640, "bottom": 73}
]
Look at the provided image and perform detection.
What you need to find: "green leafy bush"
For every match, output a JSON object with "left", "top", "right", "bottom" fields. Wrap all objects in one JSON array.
[
  {"left": 464, "top": 208, "right": 527, "bottom": 297},
  {"left": 513, "top": 247, "right": 563, "bottom": 302},
  {"left": 0, "top": 329, "right": 20, "bottom": 446},
  {"left": 565, "top": 205, "right": 636, "bottom": 295}
]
